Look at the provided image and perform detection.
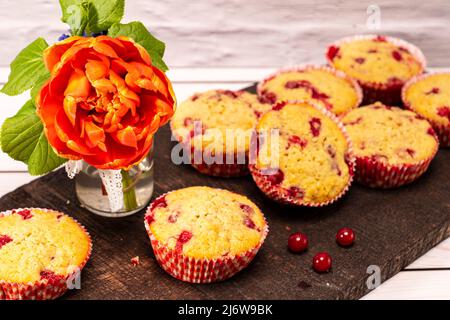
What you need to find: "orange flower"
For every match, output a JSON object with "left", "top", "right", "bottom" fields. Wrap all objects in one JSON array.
[{"left": 36, "top": 36, "right": 175, "bottom": 170}]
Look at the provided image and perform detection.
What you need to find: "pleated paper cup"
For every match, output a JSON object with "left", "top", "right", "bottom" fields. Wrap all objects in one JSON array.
[
  {"left": 402, "top": 72, "right": 450, "bottom": 148},
  {"left": 144, "top": 192, "right": 269, "bottom": 283},
  {"left": 249, "top": 100, "right": 356, "bottom": 207},
  {"left": 326, "top": 35, "right": 427, "bottom": 106},
  {"left": 0, "top": 208, "right": 92, "bottom": 300}
]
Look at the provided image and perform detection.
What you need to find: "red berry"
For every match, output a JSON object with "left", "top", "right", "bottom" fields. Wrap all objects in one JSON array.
[
  {"left": 336, "top": 227, "right": 355, "bottom": 247},
  {"left": 288, "top": 232, "right": 308, "bottom": 253},
  {"left": 312, "top": 252, "right": 332, "bottom": 272}
]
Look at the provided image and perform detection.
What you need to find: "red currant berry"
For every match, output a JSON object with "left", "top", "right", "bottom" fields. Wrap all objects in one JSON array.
[
  {"left": 287, "top": 232, "right": 308, "bottom": 253},
  {"left": 312, "top": 252, "right": 332, "bottom": 273},
  {"left": 336, "top": 227, "right": 355, "bottom": 247}
]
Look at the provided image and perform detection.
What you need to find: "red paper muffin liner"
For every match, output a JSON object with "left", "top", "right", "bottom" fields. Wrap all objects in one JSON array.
[
  {"left": 326, "top": 35, "right": 427, "bottom": 106},
  {"left": 144, "top": 192, "right": 269, "bottom": 283},
  {"left": 170, "top": 121, "right": 250, "bottom": 177},
  {"left": 0, "top": 208, "right": 92, "bottom": 300},
  {"left": 248, "top": 100, "right": 356, "bottom": 207},
  {"left": 256, "top": 64, "right": 363, "bottom": 114},
  {"left": 190, "top": 152, "right": 249, "bottom": 177},
  {"left": 402, "top": 72, "right": 450, "bottom": 148},
  {"left": 353, "top": 132, "right": 439, "bottom": 188}
]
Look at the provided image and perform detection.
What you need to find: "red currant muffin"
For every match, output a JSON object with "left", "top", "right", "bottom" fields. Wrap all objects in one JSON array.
[
  {"left": 257, "top": 65, "right": 362, "bottom": 115},
  {"left": 342, "top": 102, "right": 439, "bottom": 188},
  {"left": 249, "top": 101, "right": 355, "bottom": 206},
  {"left": 0, "top": 208, "right": 92, "bottom": 300},
  {"left": 402, "top": 72, "right": 450, "bottom": 147},
  {"left": 144, "top": 186, "right": 268, "bottom": 283},
  {"left": 326, "top": 35, "right": 426, "bottom": 105},
  {"left": 170, "top": 90, "right": 271, "bottom": 177}
]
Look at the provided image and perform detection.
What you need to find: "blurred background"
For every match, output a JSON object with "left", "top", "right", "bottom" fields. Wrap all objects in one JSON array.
[{"left": 0, "top": 0, "right": 449, "bottom": 68}]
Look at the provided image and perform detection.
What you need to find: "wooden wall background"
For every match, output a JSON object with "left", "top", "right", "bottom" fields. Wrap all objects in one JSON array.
[{"left": 0, "top": 0, "right": 449, "bottom": 68}]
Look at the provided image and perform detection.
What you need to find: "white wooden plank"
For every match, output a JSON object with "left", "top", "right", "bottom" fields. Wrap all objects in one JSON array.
[
  {"left": 361, "top": 270, "right": 450, "bottom": 300},
  {"left": 167, "top": 68, "right": 276, "bottom": 83},
  {"left": 0, "top": 172, "right": 35, "bottom": 197},
  {"left": 1, "top": 67, "right": 449, "bottom": 85},
  {"left": 1, "top": 1, "right": 450, "bottom": 68},
  {"left": 0, "top": 67, "right": 274, "bottom": 85},
  {"left": 406, "top": 237, "right": 450, "bottom": 270}
]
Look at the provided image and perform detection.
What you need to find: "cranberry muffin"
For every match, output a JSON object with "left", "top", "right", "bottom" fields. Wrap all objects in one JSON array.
[
  {"left": 0, "top": 208, "right": 92, "bottom": 300},
  {"left": 144, "top": 186, "right": 268, "bottom": 283},
  {"left": 257, "top": 65, "right": 362, "bottom": 115},
  {"left": 342, "top": 102, "right": 439, "bottom": 188},
  {"left": 326, "top": 35, "right": 426, "bottom": 105},
  {"left": 170, "top": 90, "right": 271, "bottom": 177},
  {"left": 402, "top": 72, "right": 450, "bottom": 147},
  {"left": 249, "top": 101, "right": 355, "bottom": 206}
]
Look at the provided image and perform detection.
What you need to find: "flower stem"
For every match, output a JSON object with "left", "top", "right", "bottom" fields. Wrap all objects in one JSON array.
[{"left": 121, "top": 170, "right": 138, "bottom": 211}]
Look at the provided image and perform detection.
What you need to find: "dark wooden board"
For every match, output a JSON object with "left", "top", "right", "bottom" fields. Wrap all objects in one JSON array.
[{"left": 0, "top": 85, "right": 449, "bottom": 300}]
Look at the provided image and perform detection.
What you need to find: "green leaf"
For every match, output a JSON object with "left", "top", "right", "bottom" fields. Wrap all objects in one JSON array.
[
  {"left": 60, "top": 0, "right": 124, "bottom": 34},
  {"left": 0, "top": 38, "right": 49, "bottom": 96},
  {"left": 30, "top": 73, "right": 50, "bottom": 101},
  {"left": 108, "top": 22, "right": 168, "bottom": 72},
  {"left": 0, "top": 100, "right": 67, "bottom": 175},
  {"left": 73, "top": 2, "right": 90, "bottom": 36}
]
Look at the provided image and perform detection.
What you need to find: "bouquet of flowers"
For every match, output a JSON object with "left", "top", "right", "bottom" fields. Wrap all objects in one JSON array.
[{"left": 0, "top": 0, "right": 176, "bottom": 213}]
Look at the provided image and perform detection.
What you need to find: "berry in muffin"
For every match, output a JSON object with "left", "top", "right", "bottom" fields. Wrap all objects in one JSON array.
[
  {"left": 402, "top": 72, "right": 450, "bottom": 147},
  {"left": 144, "top": 186, "right": 268, "bottom": 283},
  {"left": 342, "top": 102, "right": 439, "bottom": 187},
  {"left": 0, "top": 208, "right": 91, "bottom": 300},
  {"left": 258, "top": 65, "right": 362, "bottom": 115},
  {"left": 326, "top": 35, "right": 426, "bottom": 105},
  {"left": 249, "top": 101, "right": 354, "bottom": 206},
  {"left": 170, "top": 90, "right": 271, "bottom": 177}
]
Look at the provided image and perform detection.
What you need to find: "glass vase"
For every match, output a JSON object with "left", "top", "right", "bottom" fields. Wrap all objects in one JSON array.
[{"left": 75, "top": 149, "right": 154, "bottom": 218}]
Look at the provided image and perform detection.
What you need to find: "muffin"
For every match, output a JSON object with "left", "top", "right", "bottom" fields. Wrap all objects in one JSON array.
[
  {"left": 144, "top": 186, "right": 268, "bottom": 283},
  {"left": 0, "top": 208, "right": 91, "bottom": 300},
  {"left": 170, "top": 90, "right": 271, "bottom": 177},
  {"left": 257, "top": 65, "right": 362, "bottom": 115},
  {"left": 326, "top": 35, "right": 426, "bottom": 105},
  {"left": 402, "top": 72, "right": 450, "bottom": 147},
  {"left": 342, "top": 103, "right": 439, "bottom": 188},
  {"left": 248, "top": 101, "right": 355, "bottom": 206}
]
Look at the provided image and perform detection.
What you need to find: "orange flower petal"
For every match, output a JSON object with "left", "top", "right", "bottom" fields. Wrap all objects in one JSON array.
[
  {"left": 54, "top": 118, "right": 70, "bottom": 143},
  {"left": 67, "top": 140, "right": 96, "bottom": 155},
  {"left": 93, "top": 40, "right": 118, "bottom": 59},
  {"left": 114, "top": 126, "right": 138, "bottom": 149},
  {"left": 43, "top": 36, "right": 83, "bottom": 72},
  {"left": 110, "top": 59, "right": 129, "bottom": 77},
  {"left": 134, "top": 43, "right": 151, "bottom": 65},
  {"left": 119, "top": 96, "right": 136, "bottom": 117},
  {"left": 84, "top": 121, "right": 106, "bottom": 149},
  {"left": 63, "top": 96, "right": 77, "bottom": 126},
  {"left": 109, "top": 69, "right": 125, "bottom": 89},
  {"left": 65, "top": 69, "right": 91, "bottom": 98},
  {"left": 85, "top": 59, "right": 109, "bottom": 82},
  {"left": 91, "top": 79, "right": 116, "bottom": 93},
  {"left": 119, "top": 86, "right": 140, "bottom": 104},
  {"left": 97, "top": 141, "right": 107, "bottom": 152},
  {"left": 117, "top": 37, "right": 151, "bottom": 65},
  {"left": 129, "top": 62, "right": 153, "bottom": 78}
]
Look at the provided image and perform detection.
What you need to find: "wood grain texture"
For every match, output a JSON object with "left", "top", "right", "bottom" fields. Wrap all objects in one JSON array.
[
  {"left": 0, "top": 85, "right": 448, "bottom": 299},
  {"left": 0, "top": 1, "right": 449, "bottom": 68}
]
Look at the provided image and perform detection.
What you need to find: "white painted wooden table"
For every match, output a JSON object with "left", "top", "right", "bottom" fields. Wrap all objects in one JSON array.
[{"left": 0, "top": 67, "right": 449, "bottom": 300}]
